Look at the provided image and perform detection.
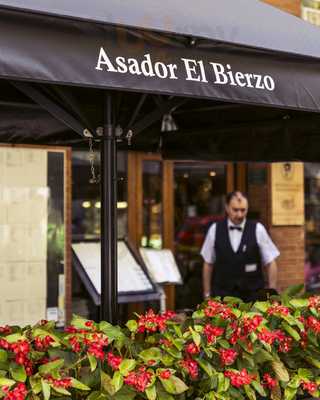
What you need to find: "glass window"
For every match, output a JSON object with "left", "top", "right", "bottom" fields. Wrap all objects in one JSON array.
[
  {"left": 140, "top": 160, "right": 163, "bottom": 249},
  {"left": 174, "top": 162, "right": 228, "bottom": 310},
  {"left": 0, "top": 147, "right": 68, "bottom": 326},
  {"left": 72, "top": 150, "right": 128, "bottom": 240},
  {"left": 305, "top": 163, "right": 320, "bottom": 292}
]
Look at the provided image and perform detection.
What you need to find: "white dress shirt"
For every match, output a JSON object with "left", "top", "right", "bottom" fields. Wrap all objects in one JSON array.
[{"left": 200, "top": 219, "right": 280, "bottom": 266}]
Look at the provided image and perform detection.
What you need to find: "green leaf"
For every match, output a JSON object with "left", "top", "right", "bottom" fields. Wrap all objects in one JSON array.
[
  {"left": 172, "top": 339, "right": 184, "bottom": 351},
  {"left": 70, "top": 377, "right": 90, "bottom": 391},
  {"left": 99, "top": 322, "right": 124, "bottom": 342},
  {"left": 253, "top": 301, "right": 270, "bottom": 313},
  {"left": 88, "top": 353, "right": 97, "bottom": 372},
  {"left": 289, "top": 299, "right": 308, "bottom": 308},
  {"left": 139, "top": 348, "right": 162, "bottom": 363},
  {"left": 101, "top": 370, "right": 116, "bottom": 396},
  {"left": 0, "top": 377, "right": 15, "bottom": 387},
  {"left": 119, "top": 359, "right": 136, "bottom": 375},
  {"left": 0, "top": 350, "right": 7, "bottom": 363},
  {"left": 173, "top": 325, "right": 183, "bottom": 337},
  {"left": 160, "top": 375, "right": 188, "bottom": 394},
  {"left": 39, "top": 359, "right": 64, "bottom": 375},
  {"left": 217, "top": 339, "right": 230, "bottom": 349},
  {"left": 126, "top": 320, "right": 138, "bottom": 332},
  {"left": 283, "top": 284, "right": 304, "bottom": 297},
  {"left": 112, "top": 386, "right": 136, "bottom": 400},
  {"left": 254, "top": 349, "right": 274, "bottom": 363},
  {"left": 41, "top": 379, "right": 51, "bottom": 400},
  {"left": 86, "top": 391, "right": 108, "bottom": 400},
  {"left": 112, "top": 371, "right": 124, "bottom": 393},
  {"left": 251, "top": 380, "right": 267, "bottom": 397},
  {"left": 284, "top": 387, "right": 297, "bottom": 400},
  {"left": 271, "top": 384, "right": 282, "bottom": 400},
  {"left": 52, "top": 386, "right": 71, "bottom": 396},
  {"left": 271, "top": 360, "right": 289, "bottom": 382},
  {"left": 281, "top": 322, "right": 300, "bottom": 341},
  {"left": 244, "top": 384, "right": 256, "bottom": 400},
  {"left": 217, "top": 372, "right": 229, "bottom": 393},
  {"left": 224, "top": 296, "right": 243, "bottom": 304},
  {"left": 33, "top": 328, "right": 61, "bottom": 344},
  {"left": 146, "top": 384, "right": 157, "bottom": 400},
  {"left": 192, "top": 310, "right": 205, "bottom": 319},
  {"left": 304, "top": 356, "right": 320, "bottom": 368},
  {"left": 10, "top": 363, "right": 26, "bottom": 382},
  {"left": 197, "top": 358, "right": 215, "bottom": 377},
  {"left": 297, "top": 368, "right": 313, "bottom": 380},
  {"left": 5, "top": 333, "right": 24, "bottom": 343},
  {"left": 191, "top": 329, "right": 201, "bottom": 347}
]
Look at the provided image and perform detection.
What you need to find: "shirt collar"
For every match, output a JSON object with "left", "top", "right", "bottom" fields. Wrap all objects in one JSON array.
[{"left": 228, "top": 218, "right": 246, "bottom": 229}]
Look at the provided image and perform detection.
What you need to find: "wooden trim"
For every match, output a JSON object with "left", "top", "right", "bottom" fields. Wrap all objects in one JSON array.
[
  {"left": 64, "top": 148, "right": 72, "bottom": 324},
  {"left": 227, "top": 163, "right": 234, "bottom": 192},
  {"left": 236, "top": 163, "right": 247, "bottom": 192},
  {"left": 162, "top": 160, "right": 175, "bottom": 310}
]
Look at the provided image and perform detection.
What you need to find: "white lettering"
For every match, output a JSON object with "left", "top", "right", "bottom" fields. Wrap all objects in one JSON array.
[
  {"left": 244, "top": 73, "right": 254, "bottom": 88},
  {"left": 128, "top": 58, "right": 142, "bottom": 75},
  {"left": 254, "top": 74, "right": 265, "bottom": 89},
  {"left": 182, "top": 58, "right": 201, "bottom": 81},
  {"left": 264, "top": 75, "right": 275, "bottom": 91},
  {"left": 226, "top": 64, "right": 237, "bottom": 86},
  {"left": 210, "top": 63, "right": 228, "bottom": 84},
  {"left": 115, "top": 56, "right": 128, "bottom": 73},
  {"left": 154, "top": 62, "right": 168, "bottom": 79},
  {"left": 198, "top": 60, "right": 208, "bottom": 83},
  {"left": 167, "top": 64, "right": 178, "bottom": 80},
  {"left": 141, "top": 54, "right": 155, "bottom": 77},
  {"left": 235, "top": 72, "right": 246, "bottom": 87},
  {"left": 95, "top": 47, "right": 117, "bottom": 72}
]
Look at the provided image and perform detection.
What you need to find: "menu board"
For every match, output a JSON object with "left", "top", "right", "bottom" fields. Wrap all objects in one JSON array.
[
  {"left": 72, "top": 241, "right": 153, "bottom": 294},
  {"left": 139, "top": 248, "right": 182, "bottom": 285},
  {"left": 0, "top": 147, "right": 47, "bottom": 325},
  {"left": 271, "top": 162, "right": 304, "bottom": 226}
]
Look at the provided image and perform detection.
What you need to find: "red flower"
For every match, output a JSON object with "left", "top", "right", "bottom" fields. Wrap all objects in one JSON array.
[
  {"left": 242, "top": 315, "right": 263, "bottom": 334},
  {"left": 301, "top": 381, "right": 318, "bottom": 395},
  {"left": 305, "top": 316, "right": 320, "bottom": 335},
  {"left": 308, "top": 296, "right": 320, "bottom": 309},
  {"left": 203, "top": 324, "right": 224, "bottom": 344},
  {"left": 137, "top": 309, "right": 175, "bottom": 333},
  {"left": 0, "top": 325, "right": 12, "bottom": 335},
  {"left": 267, "top": 304, "right": 289, "bottom": 316},
  {"left": 224, "top": 369, "right": 255, "bottom": 387},
  {"left": 204, "top": 300, "right": 234, "bottom": 320},
  {"left": 219, "top": 348, "right": 238, "bottom": 366},
  {"left": 107, "top": 352, "right": 123, "bottom": 370},
  {"left": 181, "top": 358, "right": 199, "bottom": 379},
  {"left": 262, "top": 373, "right": 277, "bottom": 389},
  {"left": 3, "top": 383, "right": 27, "bottom": 400},
  {"left": 185, "top": 343, "right": 200, "bottom": 355},
  {"left": 159, "top": 370, "right": 171, "bottom": 380},
  {"left": 124, "top": 367, "right": 152, "bottom": 392}
]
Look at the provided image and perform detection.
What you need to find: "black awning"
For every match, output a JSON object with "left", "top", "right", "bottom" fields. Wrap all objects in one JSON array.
[
  {"left": 0, "top": 3, "right": 319, "bottom": 112},
  {"left": 0, "top": 0, "right": 320, "bottom": 60}
]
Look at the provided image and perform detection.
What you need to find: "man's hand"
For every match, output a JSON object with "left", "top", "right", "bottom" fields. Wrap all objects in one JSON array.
[
  {"left": 203, "top": 262, "right": 213, "bottom": 299},
  {"left": 265, "top": 259, "right": 278, "bottom": 290}
]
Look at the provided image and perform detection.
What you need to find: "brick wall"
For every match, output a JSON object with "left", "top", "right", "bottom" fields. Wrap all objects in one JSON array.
[
  {"left": 247, "top": 163, "right": 305, "bottom": 293},
  {"left": 262, "top": 0, "right": 301, "bottom": 16}
]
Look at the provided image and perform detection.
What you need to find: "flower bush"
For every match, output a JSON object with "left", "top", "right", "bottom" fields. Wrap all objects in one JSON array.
[{"left": 1, "top": 286, "right": 320, "bottom": 399}]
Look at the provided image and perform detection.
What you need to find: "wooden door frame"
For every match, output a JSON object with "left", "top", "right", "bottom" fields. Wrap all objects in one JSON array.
[{"left": 127, "top": 152, "right": 235, "bottom": 310}]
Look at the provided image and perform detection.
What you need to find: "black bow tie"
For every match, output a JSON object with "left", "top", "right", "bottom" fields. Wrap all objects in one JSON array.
[{"left": 229, "top": 226, "right": 242, "bottom": 231}]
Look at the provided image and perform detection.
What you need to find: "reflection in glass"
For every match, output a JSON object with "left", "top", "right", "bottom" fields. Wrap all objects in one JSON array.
[
  {"left": 141, "top": 161, "right": 163, "bottom": 249},
  {"left": 174, "top": 162, "right": 227, "bottom": 310},
  {"left": 305, "top": 164, "right": 320, "bottom": 292}
]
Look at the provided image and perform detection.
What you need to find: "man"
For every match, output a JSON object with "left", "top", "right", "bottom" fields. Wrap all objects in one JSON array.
[{"left": 201, "top": 191, "right": 279, "bottom": 302}]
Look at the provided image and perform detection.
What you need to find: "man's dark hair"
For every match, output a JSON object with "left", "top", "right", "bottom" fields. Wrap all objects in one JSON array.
[{"left": 226, "top": 191, "right": 248, "bottom": 205}]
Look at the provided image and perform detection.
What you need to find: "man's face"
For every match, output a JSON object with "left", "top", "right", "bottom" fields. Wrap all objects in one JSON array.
[{"left": 225, "top": 196, "right": 248, "bottom": 225}]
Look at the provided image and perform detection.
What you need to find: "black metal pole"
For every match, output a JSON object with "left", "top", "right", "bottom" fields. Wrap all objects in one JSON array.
[{"left": 100, "top": 92, "right": 118, "bottom": 324}]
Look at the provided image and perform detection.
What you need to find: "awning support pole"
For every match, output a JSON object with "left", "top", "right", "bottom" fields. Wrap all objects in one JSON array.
[{"left": 100, "top": 91, "right": 118, "bottom": 324}]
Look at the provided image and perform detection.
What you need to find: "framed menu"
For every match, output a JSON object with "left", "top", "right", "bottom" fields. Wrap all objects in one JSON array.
[
  {"left": 72, "top": 240, "right": 159, "bottom": 304},
  {"left": 271, "top": 162, "right": 304, "bottom": 226},
  {"left": 139, "top": 248, "right": 182, "bottom": 285}
]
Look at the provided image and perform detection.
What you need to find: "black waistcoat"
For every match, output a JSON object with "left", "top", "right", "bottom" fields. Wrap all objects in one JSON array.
[{"left": 212, "top": 219, "right": 265, "bottom": 299}]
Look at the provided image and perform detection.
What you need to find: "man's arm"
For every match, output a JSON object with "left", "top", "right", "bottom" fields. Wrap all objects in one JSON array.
[
  {"left": 265, "top": 259, "right": 277, "bottom": 290},
  {"left": 203, "top": 262, "right": 213, "bottom": 298}
]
